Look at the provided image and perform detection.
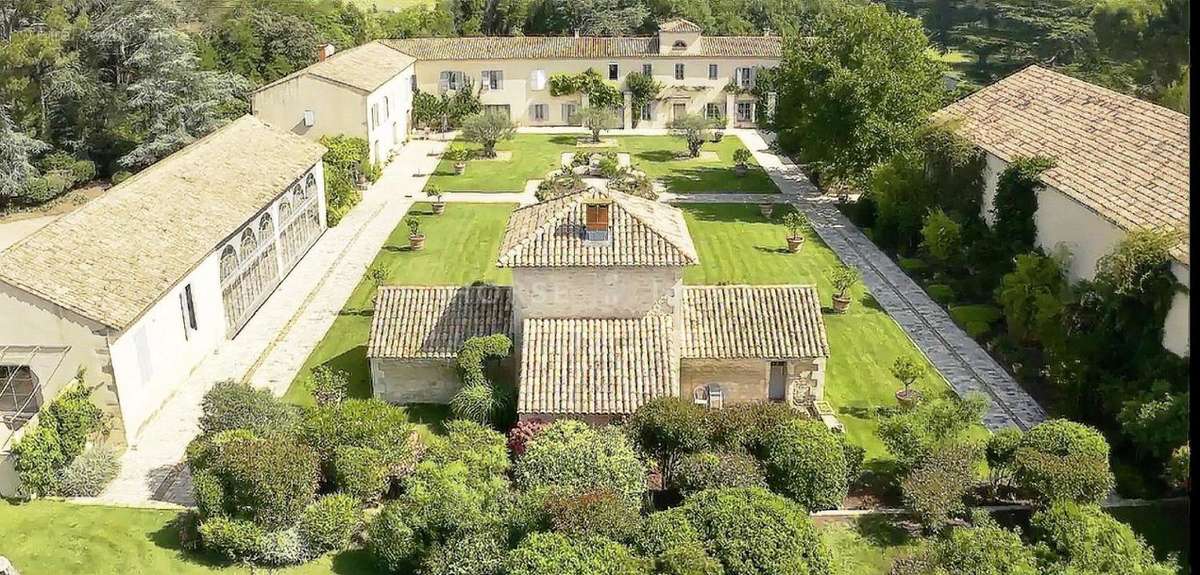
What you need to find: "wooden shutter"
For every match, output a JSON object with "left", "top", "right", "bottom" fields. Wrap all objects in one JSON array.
[{"left": 438, "top": 71, "right": 449, "bottom": 92}]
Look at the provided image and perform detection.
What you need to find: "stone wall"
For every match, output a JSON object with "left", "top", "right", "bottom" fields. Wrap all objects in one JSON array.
[
  {"left": 679, "top": 357, "right": 826, "bottom": 407},
  {"left": 370, "top": 358, "right": 460, "bottom": 404},
  {"left": 512, "top": 266, "right": 683, "bottom": 324}
]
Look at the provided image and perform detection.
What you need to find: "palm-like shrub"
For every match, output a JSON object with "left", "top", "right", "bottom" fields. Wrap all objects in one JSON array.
[{"left": 461, "top": 112, "right": 516, "bottom": 158}]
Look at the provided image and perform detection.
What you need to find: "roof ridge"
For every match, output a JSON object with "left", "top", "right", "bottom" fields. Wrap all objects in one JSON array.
[
  {"left": 608, "top": 191, "right": 699, "bottom": 264},
  {"left": 496, "top": 191, "right": 589, "bottom": 265}
]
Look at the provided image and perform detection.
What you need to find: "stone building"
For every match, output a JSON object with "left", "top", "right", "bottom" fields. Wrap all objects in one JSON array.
[
  {"left": 0, "top": 116, "right": 327, "bottom": 495},
  {"left": 936, "top": 65, "right": 1190, "bottom": 357},
  {"left": 367, "top": 189, "right": 829, "bottom": 423},
  {"left": 251, "top": 19, "right": 780, "bottom": 155}
]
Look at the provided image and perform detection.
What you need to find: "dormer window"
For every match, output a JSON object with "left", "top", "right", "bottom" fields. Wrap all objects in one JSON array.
[
  {"left": 584, "top": 199, "right": 611, "bottom": 242},
  {"left": 672, "top": 40, "right": 687, "bottom": 50}
]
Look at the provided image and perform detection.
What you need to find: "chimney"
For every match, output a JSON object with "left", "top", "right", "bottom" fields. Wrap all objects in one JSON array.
[
  {"left": 584, "top": 198, "right": 612, "bottom": 242},
  {"left": 316, "top": 43, "right": 335, "bottom": 62}
]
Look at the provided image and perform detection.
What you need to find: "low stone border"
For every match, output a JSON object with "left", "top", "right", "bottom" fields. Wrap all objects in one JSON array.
[
  {"left": 472, "top": 150, "right": 513, "bottom": 161},
  {"left": 575, "top": 138, "right": 619, "bottom": 148}
]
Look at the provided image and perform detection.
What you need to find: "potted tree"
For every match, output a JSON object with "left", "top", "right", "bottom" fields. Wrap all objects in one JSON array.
[
  {"left": 445, "top": 144, "right": 469, "bottom": 175},
  {"left": 782, "top": 211, "right": 809, "bottom": 253},
  {"left": 759, "top": 201, "right": 774, "bottom": 218},
  {"left": 406, "top": 217, "right": 425, "bottom": 250},
  {"left": 426, "top": 184, "right": 446, "bottom": 215},
  {"left": 827, "top": 264, "right": 860, "bottom": 313},
  {"left": 890, "top": 356, "right": 925, "bottom": 409},
  {"left": 733, "top": 148, "right": 751, "bottom": 177}
]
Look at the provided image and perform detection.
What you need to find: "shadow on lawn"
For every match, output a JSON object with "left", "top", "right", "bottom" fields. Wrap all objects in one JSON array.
[{"left": 682, "top": 203, "right": 769, "bottom": 223}]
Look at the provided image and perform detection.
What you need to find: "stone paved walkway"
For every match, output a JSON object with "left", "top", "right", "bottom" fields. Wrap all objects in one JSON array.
[
  {"left": 95, "top": 139, "right": 448, "bottom": 506},
  {"left": 732, "top": 130, "right": 1047, "bottom": 431}
]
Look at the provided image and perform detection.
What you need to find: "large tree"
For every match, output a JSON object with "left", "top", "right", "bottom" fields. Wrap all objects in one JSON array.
[
  {"left": 774, "top": 3, "right": 945, "bottom": 186},
  {"left": 0, "top": 105, "right": 48, "bottom": 204}
]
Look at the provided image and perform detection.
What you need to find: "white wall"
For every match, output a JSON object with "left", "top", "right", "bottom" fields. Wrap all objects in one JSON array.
[
  {"left": 1162, "top": 262, "right": 1190, "bottom": 357},
  {"left": 253, "top": 75, "right": 369, "bottom": 143},
  {"left": 366, "top": 66, "right": 414, "bottom": 164},
  {"left": 108, "top": 254, "right": 224, "bottom": 442}
]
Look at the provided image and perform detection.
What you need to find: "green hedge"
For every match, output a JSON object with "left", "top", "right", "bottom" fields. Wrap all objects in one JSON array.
[{"left": 949, "top": 304, "right": 1002, "bottom": 339}]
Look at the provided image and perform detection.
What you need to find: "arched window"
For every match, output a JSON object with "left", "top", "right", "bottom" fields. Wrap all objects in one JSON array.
[
  {"left": 258, "top": 214, "right": 275, "bottom": 242},
  {"left": 292, "top": 182, "right": 306, "bottom": 203},
  {"left": 305, "top": 173, "right": 317, "bottom": 197},
  {"left": 672, "top": 40, "right": 687, "bottom": 49},
  {"left": 240, "top": 227, "right": 257, "bottom": 256},
  {"left": 278, "top": 201, "right": 292, "bottom": 222},
  {"left": 219, "top": 245, "right": 238, "bottom": 282}
]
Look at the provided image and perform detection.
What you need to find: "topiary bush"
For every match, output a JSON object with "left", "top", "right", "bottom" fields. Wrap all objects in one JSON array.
[
  {"left": 543, "top": 487, "right": 640, "bottom": 541},
  {"left": 669, "top": 451, "right": 766, "bottom": 497},
  {"left": 658, "top": 542, "right": 724, "bottom": 575},
  {"left": 333, "top": 445, "right": 389, "bottom": 503},
  {"left": 877, "top": 395, "right": 987, "bottom": 472},
  {"left": 192, "top": 469, "right": 227, "bottom": 519},
  {"left": 1011, "top": 419, "right": 1114, "bottom": 506},
  {"left": 504, "top": 532, "right": 649, "bottom": 575},
  {"left": 452, "top": 335, "right": 514, "bottom": 425},
  {"left": 298, "top": 493, "right": 362, "bottom": 556},
  {"left": 628, "top": 397, "right": 710, "bottom": 474},
  {"left": 763, "top": 420, "right": 848, "bottom": 511},
  {"left": 680, "top": 487, "right": 833, "bottom": 575},
  {"left": 633, "top": 507, "right": 703, "bottom": 557},
  {"left": 58, "top": 445, "right": 120, "bottom": 497},
  {"left": 208, "top": 435, "right": 321, "bottom": 529},
  {"left": 421, "top": 531, "right": 507, "bottom": 575},
  {"left": 368, "top": 499, "right": 421, "bottom": 573},
  {"left": 199, "top": 380, "right": 300, "bottom": 438},
  {"left": 1031, "top": 502, "right": 1177, "bottom": 574},
  {"left": 302, "top": 398, "right": 417, "bottom": 480},
  {"left": 705, "top": 401, "right": 807, "bottom": 455},
  {"left": 424, "top": 419, "right": 509, "bottom": 478},
  {"left": 199, "top": 516, "right": 267, "bottom": 563},
  {"left": 514, "top": 420, "right": 648, "bottom": 506}
]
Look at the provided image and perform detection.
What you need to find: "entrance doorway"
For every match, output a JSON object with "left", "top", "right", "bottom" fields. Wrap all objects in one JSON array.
[
  {"left": 672, "top": 102, "right": 687, "bottom": 121},
  {"left": 768, "top": 361, "right": 787, "bottom": 401}
]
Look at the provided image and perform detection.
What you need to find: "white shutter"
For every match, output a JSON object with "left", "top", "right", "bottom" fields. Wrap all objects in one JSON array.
[
  {"left": 531, "top": 69, "right": 546, "bottom": 91},
  {"left": 749, "top": 67, "right": 757, "bottom": 88},
  {"left": 438, "top": 71, "right": 449, "bottom": 92},
  {"left": 496, "top": 70, "right": 503, "bottom": 89},
  {"left": 481, "top": 71, "right": 489, "bottom": 90}
]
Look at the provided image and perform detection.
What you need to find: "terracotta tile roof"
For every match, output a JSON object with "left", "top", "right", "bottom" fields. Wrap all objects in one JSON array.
[
  {"left": 518, "top": 316, "right": 678, "bottom": 415},
  {"left": 935, "top": 65, "right": 1190, "bottom": 264},
  {"left": 682, "top": 286, "right": 829, "bottom": 359},
  {"left": 368, "top": 286, "right": 513, "bottom": 359},
  {"left": 256, "top": 42, "right": 415, "bottom": 94},
  {"left": 660, "top": 19, "right": 702, "bottom": 33},
  {"left": 383, "top": 36, "right": 781, "bottom": 60},
  {"left": 497, "top": 189, "right": 700, "bottom": 268},
  {"left": 0, "top": 116, "right": 326, "bottom": 331}
]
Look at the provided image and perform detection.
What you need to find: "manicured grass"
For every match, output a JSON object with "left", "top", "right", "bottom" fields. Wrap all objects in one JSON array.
[
  {"left": 0, "top": 500, "right": 377, "bottom": 575},
  {"left": 425, "top": 133, "right": 778, "bottom": 193},
  {"left": 822, "top": 516, "right": 919, "bottom": 574},
  {"left": 283, "top": 202, "right": 514, "bottom": 406},
  {"left": 681, "top": 204, "right": 954, "bottom": 461}
]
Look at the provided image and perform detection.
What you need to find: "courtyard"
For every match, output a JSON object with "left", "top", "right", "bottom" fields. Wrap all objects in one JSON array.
[{"left": 424, "top": 133, "right": 780, "bottom": 193}]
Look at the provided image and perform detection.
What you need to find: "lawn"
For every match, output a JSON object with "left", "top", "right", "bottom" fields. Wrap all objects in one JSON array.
[
  {"left": 350, "top": 0, "right": 432, "bottom": 10},
  {"left": 283, "top": 202, "right": 514, "bottom": 406},
  {"left": 425, "top": 133, "right": 778, "bottom": 193},
  {"left": 681, "top": 204, "right": 954, "bottom": 461}
]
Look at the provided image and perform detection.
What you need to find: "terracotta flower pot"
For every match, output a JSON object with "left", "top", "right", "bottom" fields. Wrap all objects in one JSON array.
[
  {"left": 831, "top": 294, "right": 852, "bottom": 313},
  {"left": 734, "top": 164, "right": 748, "bottom": 177},
  {"left": 895, "top": 389, "right": 923, "bottom": 410},
  {"left": 409, "top": 233, "right": 426, "bottom": 250},
  {"left": 431, "top": 202, "right": 446, "bottom": 215},
  {"left": 787, "top": 235, "right": 805, "bottom": 253},
  {"left": 759, "top": 203, "right": 774, "bottom": 218},
  {"left": 454, "top": 162, "right": 466, "bottom": 175}
]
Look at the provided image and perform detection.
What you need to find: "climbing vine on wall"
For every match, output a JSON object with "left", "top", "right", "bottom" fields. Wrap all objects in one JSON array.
[
  {"left": 451, "top": 334, "right": 514, "bottom": 426},
  {"left": 548, "top": 68, "right": 622, "bottom": 109},
  {"left": 992, "top": 156, "right": 1055, "bottom": 256}
]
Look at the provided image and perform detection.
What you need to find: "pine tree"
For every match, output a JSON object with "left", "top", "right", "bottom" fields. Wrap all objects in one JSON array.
[{"left": 0, "top": 106, "right": 49, "bottom": 204}]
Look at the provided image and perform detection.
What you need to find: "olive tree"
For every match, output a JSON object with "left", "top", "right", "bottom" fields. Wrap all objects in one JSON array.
[
  {"left": 461, "top": 112, "right": 516, "bottom": 158},
  {"left": 578, "top": 105, "right": 617, "bottom": 143},
  {"left": 670, "top": 113, "right": 716, "bottom": 158}
]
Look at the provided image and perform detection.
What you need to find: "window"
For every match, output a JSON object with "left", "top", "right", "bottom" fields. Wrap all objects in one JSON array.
[
  {"left": 640, "top": 102, "right": 653, "bottom": 121},
  {"left": 608, "top": 63, "right": 619, "bottom": 80},
  {"left": 439, "top": 71, "right": 466, "bottom": 91},
  {"left": 0, "top": 365, "right": 40, "bottom": 422},
  {"left": 370, "top": 103, "right": 380, "bottom": 128},
  {"left": 181, "top": 284, "right": 197, "bottom": 331},
  {"left": 672, "top": 40, "right": 687, "bottom": 50},
  {"left": 642, "top": 63, "right": 652, "bottom": 76},
  {"left": 674, "top": 64, "right": 684, "bottom": 80},
  {"left": 383, "top": 96, "right": 390, "bottom": 119},
  {"left": 705, "top": 103, "right": 723, "bottom": 120},
  {"left": 530, "top": 104, "right": 547, "bottom": 121},
  {"left": 737, "top": 101, "right": 754, "bottom": 122},
  {"left": 562, "top": 103, "right": 579, "bottom": 125},
  {"left": 531, "top": 69, "right": 547, "bottom": 91},
  {"left": 482, "top": 70, "right": 503, "bottom": 90},
  {"left": 411, "top": 75, "right": 417, "bottom": 92},
  {"left": 736, "top": 67, "right": 755, "bottom": 89},
  {"left": 133, "top": 326, "right": 153, "bottom": 382},
  {"left": 708, "top": 64, "right": 718, "bottom": 80}
]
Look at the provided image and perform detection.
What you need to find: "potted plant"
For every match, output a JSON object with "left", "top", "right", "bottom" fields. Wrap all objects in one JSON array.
[
  {"left": 712, "top": 130, "right": 725, "bottom": 143},
  {"left": 758, "top": 201, "right": 774, "bottom": 218},
  {"left": 890, "top": 356, "right": 925, "bottom": 409},
  {"left": 827, "top": 264, "right": 860, "bottom": 313},
  {"left": 782, "top": 211, "right": 809, "bottom": 253},
  {"left": 445, "top": 145, "right": 469, "bottom": 175},
  {"left": 406, "top": 217, "right": 425, "bottom": 250},
  {"left": 733, "top": 148, "right": 751, "bottom": 177},
  {"left": 426, "top": 184, "right": 446, "bottom": 215}
]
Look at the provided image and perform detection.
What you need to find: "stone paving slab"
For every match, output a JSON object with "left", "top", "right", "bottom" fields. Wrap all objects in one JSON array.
[{"left": 731, "top": 130, "right": 1046, "bottom": 431}]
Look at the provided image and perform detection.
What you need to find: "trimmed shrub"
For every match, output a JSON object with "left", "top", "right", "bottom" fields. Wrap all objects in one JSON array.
[
  {"left": 302, "top": 399, "right": 416, "bottom": 478},
  {"left": 948, "top": 304, "right": 1002, "bottom": 339},
  {"left": 299, "top": 493, "right": 362, "bottom": 555},
  {"left": 543, "top": 487, "right": 640, "bottom": 541},
  {"left": 185, "top": 428, "right": 257, "bottom": 473},
  {"left": 917, "top": 518, "right": 1038, "bottom": 575},
  {"left": 58, "top": 445, "right": 120, "bottom": 497},
  {"left": 628, "top": 397, "right": 710, "bottom": 470},
  {"left": 680, "top": 488, "right": 833, "bottom": 575},
  {"left": 425, "top": 419, "right": 509, "bottom": 478},
  {"left": 633, "top": 507, "right": 702, "bottom": 557},
  {"left": 763, "top": 420, "right": 848, "bottom": 511},
  {"left": 506, "top": 419, "right": 549, "bottom": 458},
  {"left": 309, "top": 366, "right": 348, "bottom": 406},
  {"left": 669, "top": 451, "right": 766, "bottom": 497},
  {"left": 504, "top": 532, "right": 649, "bottom": 575},
  {"left": 199, "top": 517, "right": 267, "bottom": 563},
  {"left": 333, "top": 445, "right": 389, "bottom": 503},
  {"left": 706, "top": 401, "right": 807, "bottom": 455},
  {"left": 258, "top": 528, "right": 310, "bottom": 566},
  {"left": 659, "top": 542, "right": 725, "bottom": 575},
  {"left": 209, "top": 435, "right": 321, "bottom": 529},
  {"left": 514, "top": 420, "right": 647, "bottom": 505},
  {"left": 901, "top": 442, "right": 981, "bottom": 532},
  {"left": 198, "top": 380, "right": 299, "bottom": 437},
  {"left": 70, "top": 160, "right": 97, "bottom": 184},
  {"left": 1012, "top": 419, "right": 1113, "bottom": 506},
  {"left": 192, "top": 469, "right": 227, "bottom": 518},
  {"left": 368, "top": 501, "right": 420, "bottom": 573},
  {"left": 422, "top": 531, "right": 507, "bottom": 575},
  {"left": 840, "top": 437, "right": 866, "bottom": 485},
  {"left": 1031, "top": 502, "right": 1176, "bottom": 574},
  {"left": 11, "top": 426, "right": 66, "bottom": 496},
  {"left": 926, "top": 283, "right": 955, "bottom": 305}
]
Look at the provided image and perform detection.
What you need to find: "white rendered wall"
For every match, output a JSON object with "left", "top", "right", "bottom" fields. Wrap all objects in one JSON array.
[
  {"left": 253, "top": 75, "right": 369, "bottom": 143},
  {"left": 1162, "top": 262, "right": 1190, "bottom": 357},
  {"left": 365, "top": 66, "right": 414, "bottom": 163}
]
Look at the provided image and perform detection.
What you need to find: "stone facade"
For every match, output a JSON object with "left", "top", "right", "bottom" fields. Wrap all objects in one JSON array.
[
  {"left": 679, "top": 357, "right": 826, "bottom": 407},
  {"left": 511, "top": 266, "right": 683, "bottom": 323},
  {"left": 370, "top": 358, "right": 460, "bottom": 404}
]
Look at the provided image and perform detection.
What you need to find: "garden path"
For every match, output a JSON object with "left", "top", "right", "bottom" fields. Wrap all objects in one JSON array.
[
  {"left": 93, "top": 138, "right": 450, "bottom": 507},
  {"left": 730, "top": 129, "right": 1047, "bottom": 432}
]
